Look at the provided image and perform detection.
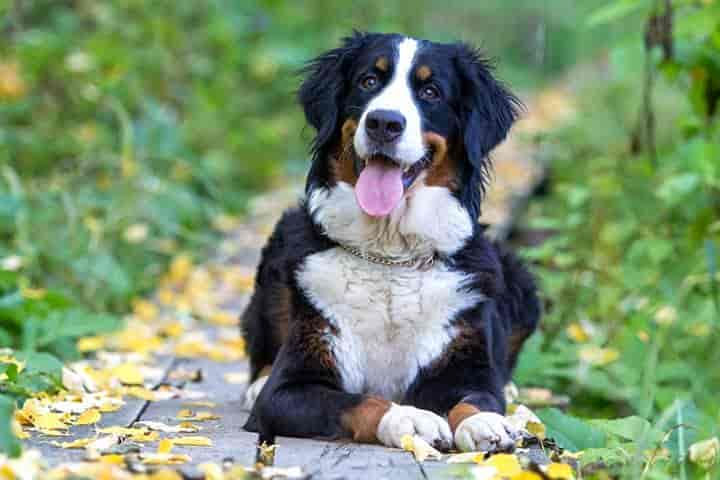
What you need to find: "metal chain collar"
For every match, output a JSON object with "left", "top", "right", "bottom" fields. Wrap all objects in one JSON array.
[{"left": 338, "top": 243, "right": 436, "bottom": 270}]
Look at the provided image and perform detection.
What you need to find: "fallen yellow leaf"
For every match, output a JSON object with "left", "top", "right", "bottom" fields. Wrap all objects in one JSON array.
[
  {"left": 159, "top": 321, "right": 185, "bottom": 338},
  {"left": 97, "top": 426, "right": 159, "bottom": 442},
  {"left": 112, "top": 363, "right": 144, "bottom": 385},
  {"left": 158, "top": 438, "right": 174, "bottom": 454},
  {"left": 527, "top": 421, "right": 546, "bottom": 439},
  {"left": 179, "top": 422, "right": 202, "bottom": 432},
  {"left": 98, "top": 398, "right": 124, "bottom": 413},
  {"left": 482, "top": 454, "right": 522, "bottom": 477},
  {"left": 126, "top": 386, "right": 158, "bottom": 401},
  {"left": 77, "top": 336, "right": 106, "bottom": 352},
  {"left": 176, "top": 409, "right": 219, "bottom": 421},
  {"left": 99, "top": 454, "right": 125, "bottom": 465},
  {"left": 543, "top": 462, "right": 575, "bottom": 479},
  {"left": 182, "top": 401, "right": 216, "bottom": 408},
  {"left": 33, "top": 412, "right": 68, "bottom": 431},
  {"left": 37, "top": 429, "right": 69, "bottom": 436},
  {"left": 566, "top": 323, "right": 590, "bottom": 343},
  {"left": 168, "top": 254, "right": 193, "bottom": 284},
  {"left": 76, "top": 409, "right": 101, "bottom": 425},
  {"left": 400, "top": 434, "right": 443, "bottom": 462},
  {"left": 171, "top": 436, "right": 213, "bottom": 447},
  {"left": 133, "top": 298, "right": 160, "bottom": 322},
  {"left": 52, "top": 438, "right": 94, "bottom": 449},
  {"left": 177, "top": 409, "right": 193, "bottom": 419},
  {"left": 86, "top": 434, "right": 121, "bottom": 452}
]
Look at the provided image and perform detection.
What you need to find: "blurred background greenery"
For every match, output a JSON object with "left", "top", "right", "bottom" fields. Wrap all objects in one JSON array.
[
  {"left": 0, "top": 0, "right": 614, "bottom": 327},
  {"left": 1, "top": 0, "right": 719, "bottom": 476}
]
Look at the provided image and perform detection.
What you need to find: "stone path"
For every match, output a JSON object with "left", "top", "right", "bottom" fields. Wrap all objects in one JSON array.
[{"left": 21, "top": 91, "right": 573, "bottom": 479}]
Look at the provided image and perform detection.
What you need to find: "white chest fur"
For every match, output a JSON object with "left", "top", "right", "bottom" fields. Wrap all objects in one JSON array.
[{"left": 297, "top": 248, "right": 483, "bottom": 401}]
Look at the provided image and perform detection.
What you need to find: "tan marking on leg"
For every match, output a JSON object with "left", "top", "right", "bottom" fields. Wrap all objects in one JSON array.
[
  {"left": 448, "top": 402, "right": 480, "bottom": 433},
  {"left": 375, "top": 56, "right": 389, "bottom": 72},
  {"left": 257, "top": 365, "right": 272, "bottom": 378},
  {"left": 416, "top": 65, "right": 432, "bottom": 81},
  {"left": 341, "top": 396, "right": 392, "bottom": 443}
]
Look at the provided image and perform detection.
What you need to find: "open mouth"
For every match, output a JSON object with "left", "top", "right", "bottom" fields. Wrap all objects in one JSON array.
[{"left": 354, "top": 150, "right": 433, "bottom": 218}]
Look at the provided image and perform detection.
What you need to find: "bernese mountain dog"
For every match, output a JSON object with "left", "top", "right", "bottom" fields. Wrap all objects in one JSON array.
[{"left": 242, "top": 31, "right": 540, "bottom": 453}]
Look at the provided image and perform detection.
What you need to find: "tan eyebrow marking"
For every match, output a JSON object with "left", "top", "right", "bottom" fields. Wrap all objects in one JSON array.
[
  {"left": 416, "top": 65, "right": 432, "bottom": 81},
  {"left": 375, "top": 56, "right": 389, "bottom": 72}
]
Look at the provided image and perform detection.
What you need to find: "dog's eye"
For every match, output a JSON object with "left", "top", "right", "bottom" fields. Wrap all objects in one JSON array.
[
  {"left": 359, "top": 73, "right": 379, "bottom": 91},
  {"left": 419, "top": 84, "right": 440, "bottom": 101}
]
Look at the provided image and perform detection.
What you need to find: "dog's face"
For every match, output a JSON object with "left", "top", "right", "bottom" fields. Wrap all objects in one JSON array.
[{"left": 300, "top": 31, "right": 520, "bottom": 225}]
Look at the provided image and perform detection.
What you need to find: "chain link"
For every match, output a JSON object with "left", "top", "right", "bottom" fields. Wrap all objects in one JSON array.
[{"left": 338, "top": 243, "right": 436, "bottom": 270}]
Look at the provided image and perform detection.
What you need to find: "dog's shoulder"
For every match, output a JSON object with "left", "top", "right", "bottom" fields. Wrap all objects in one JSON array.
[
  {"left": 256, "top": 202, "right": 333, "bottom": 283},
  {"left": 448, "top": 226, "right": 506, "bottom": 298}
]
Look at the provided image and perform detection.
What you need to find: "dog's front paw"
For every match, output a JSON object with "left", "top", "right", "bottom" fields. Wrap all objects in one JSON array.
[
  {"left": 454, "top": 412, "right": 521, "bottom": 453},
  {"left": 377, "top": 404, "right": 452, "bottom": 451}
]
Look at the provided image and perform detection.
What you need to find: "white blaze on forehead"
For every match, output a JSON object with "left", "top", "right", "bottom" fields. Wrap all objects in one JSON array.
[{"left": 354, "top": 37, "right": 426, "bottom": 166}]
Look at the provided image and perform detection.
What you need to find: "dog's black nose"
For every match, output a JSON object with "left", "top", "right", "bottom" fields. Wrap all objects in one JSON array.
[{"left": 365, "top": 109, "right": 406, "bottom": 143}]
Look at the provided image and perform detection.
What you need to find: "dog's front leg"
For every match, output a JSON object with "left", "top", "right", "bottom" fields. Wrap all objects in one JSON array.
[
  {"left": 245, "top": 302, "right": 451, "bottom": 448},
  {"left": 248, "top": 345, "right": 452, "bottom": 448},
  {"left": 405, "top": 302, "right": 522, "bottom": 452}
]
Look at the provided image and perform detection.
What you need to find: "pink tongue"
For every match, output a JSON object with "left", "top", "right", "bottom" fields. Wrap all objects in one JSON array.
[{"left": 355, "top": 160, "right": 404, "bottom": 217}]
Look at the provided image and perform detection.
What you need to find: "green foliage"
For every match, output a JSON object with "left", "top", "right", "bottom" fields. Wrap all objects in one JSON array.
[
  {"left": 517, "top": 1, "right": 720, "bottom": 477},
  {"left": 0, "top": 396, "right": 22, "bottom": 458},
  {"left": 0, "top": 270, "right": 119, "bottom": 361},
  {"left": 537, "top": 408, "right": 607, "bottom": 452}
]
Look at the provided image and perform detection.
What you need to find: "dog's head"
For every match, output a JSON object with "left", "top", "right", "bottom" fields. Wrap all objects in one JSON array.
[{"left": 300, "top": 31, "right": 520, "bottom": 229}]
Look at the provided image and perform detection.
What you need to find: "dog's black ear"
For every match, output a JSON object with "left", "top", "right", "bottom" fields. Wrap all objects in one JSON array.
[
  {"left": 298, "top": 31, "right": 367, "bottom": 158},
  {"left": 454, "top": 43, "right": 522, "bottom": 192}
]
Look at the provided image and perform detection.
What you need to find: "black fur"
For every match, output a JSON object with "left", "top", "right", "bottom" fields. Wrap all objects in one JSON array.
[{"left": 454, "top": 44, "right": 523, "bottom": 219}]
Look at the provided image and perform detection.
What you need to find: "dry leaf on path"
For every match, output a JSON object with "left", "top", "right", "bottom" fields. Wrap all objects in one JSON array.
[
  {"left": 52, "top": 437, "right": 94, "bottom": 449},
  {"left": 169, "top": 436, "right": 213, "bottom": 447},
  {"left": 76, "top": 408, "right": 101, "bottom": 425},
  {"left": 541, "top": 462, "right": 575, "bottom": 479},
  {"left": 176, "top": 409, "right": 219, "bottom": 421},
  {"left": 400, "top": 434, "right": 443, "bottom": 462},
  {"left": 481, "top": 453, "right": 522, "bottom": 477}
]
